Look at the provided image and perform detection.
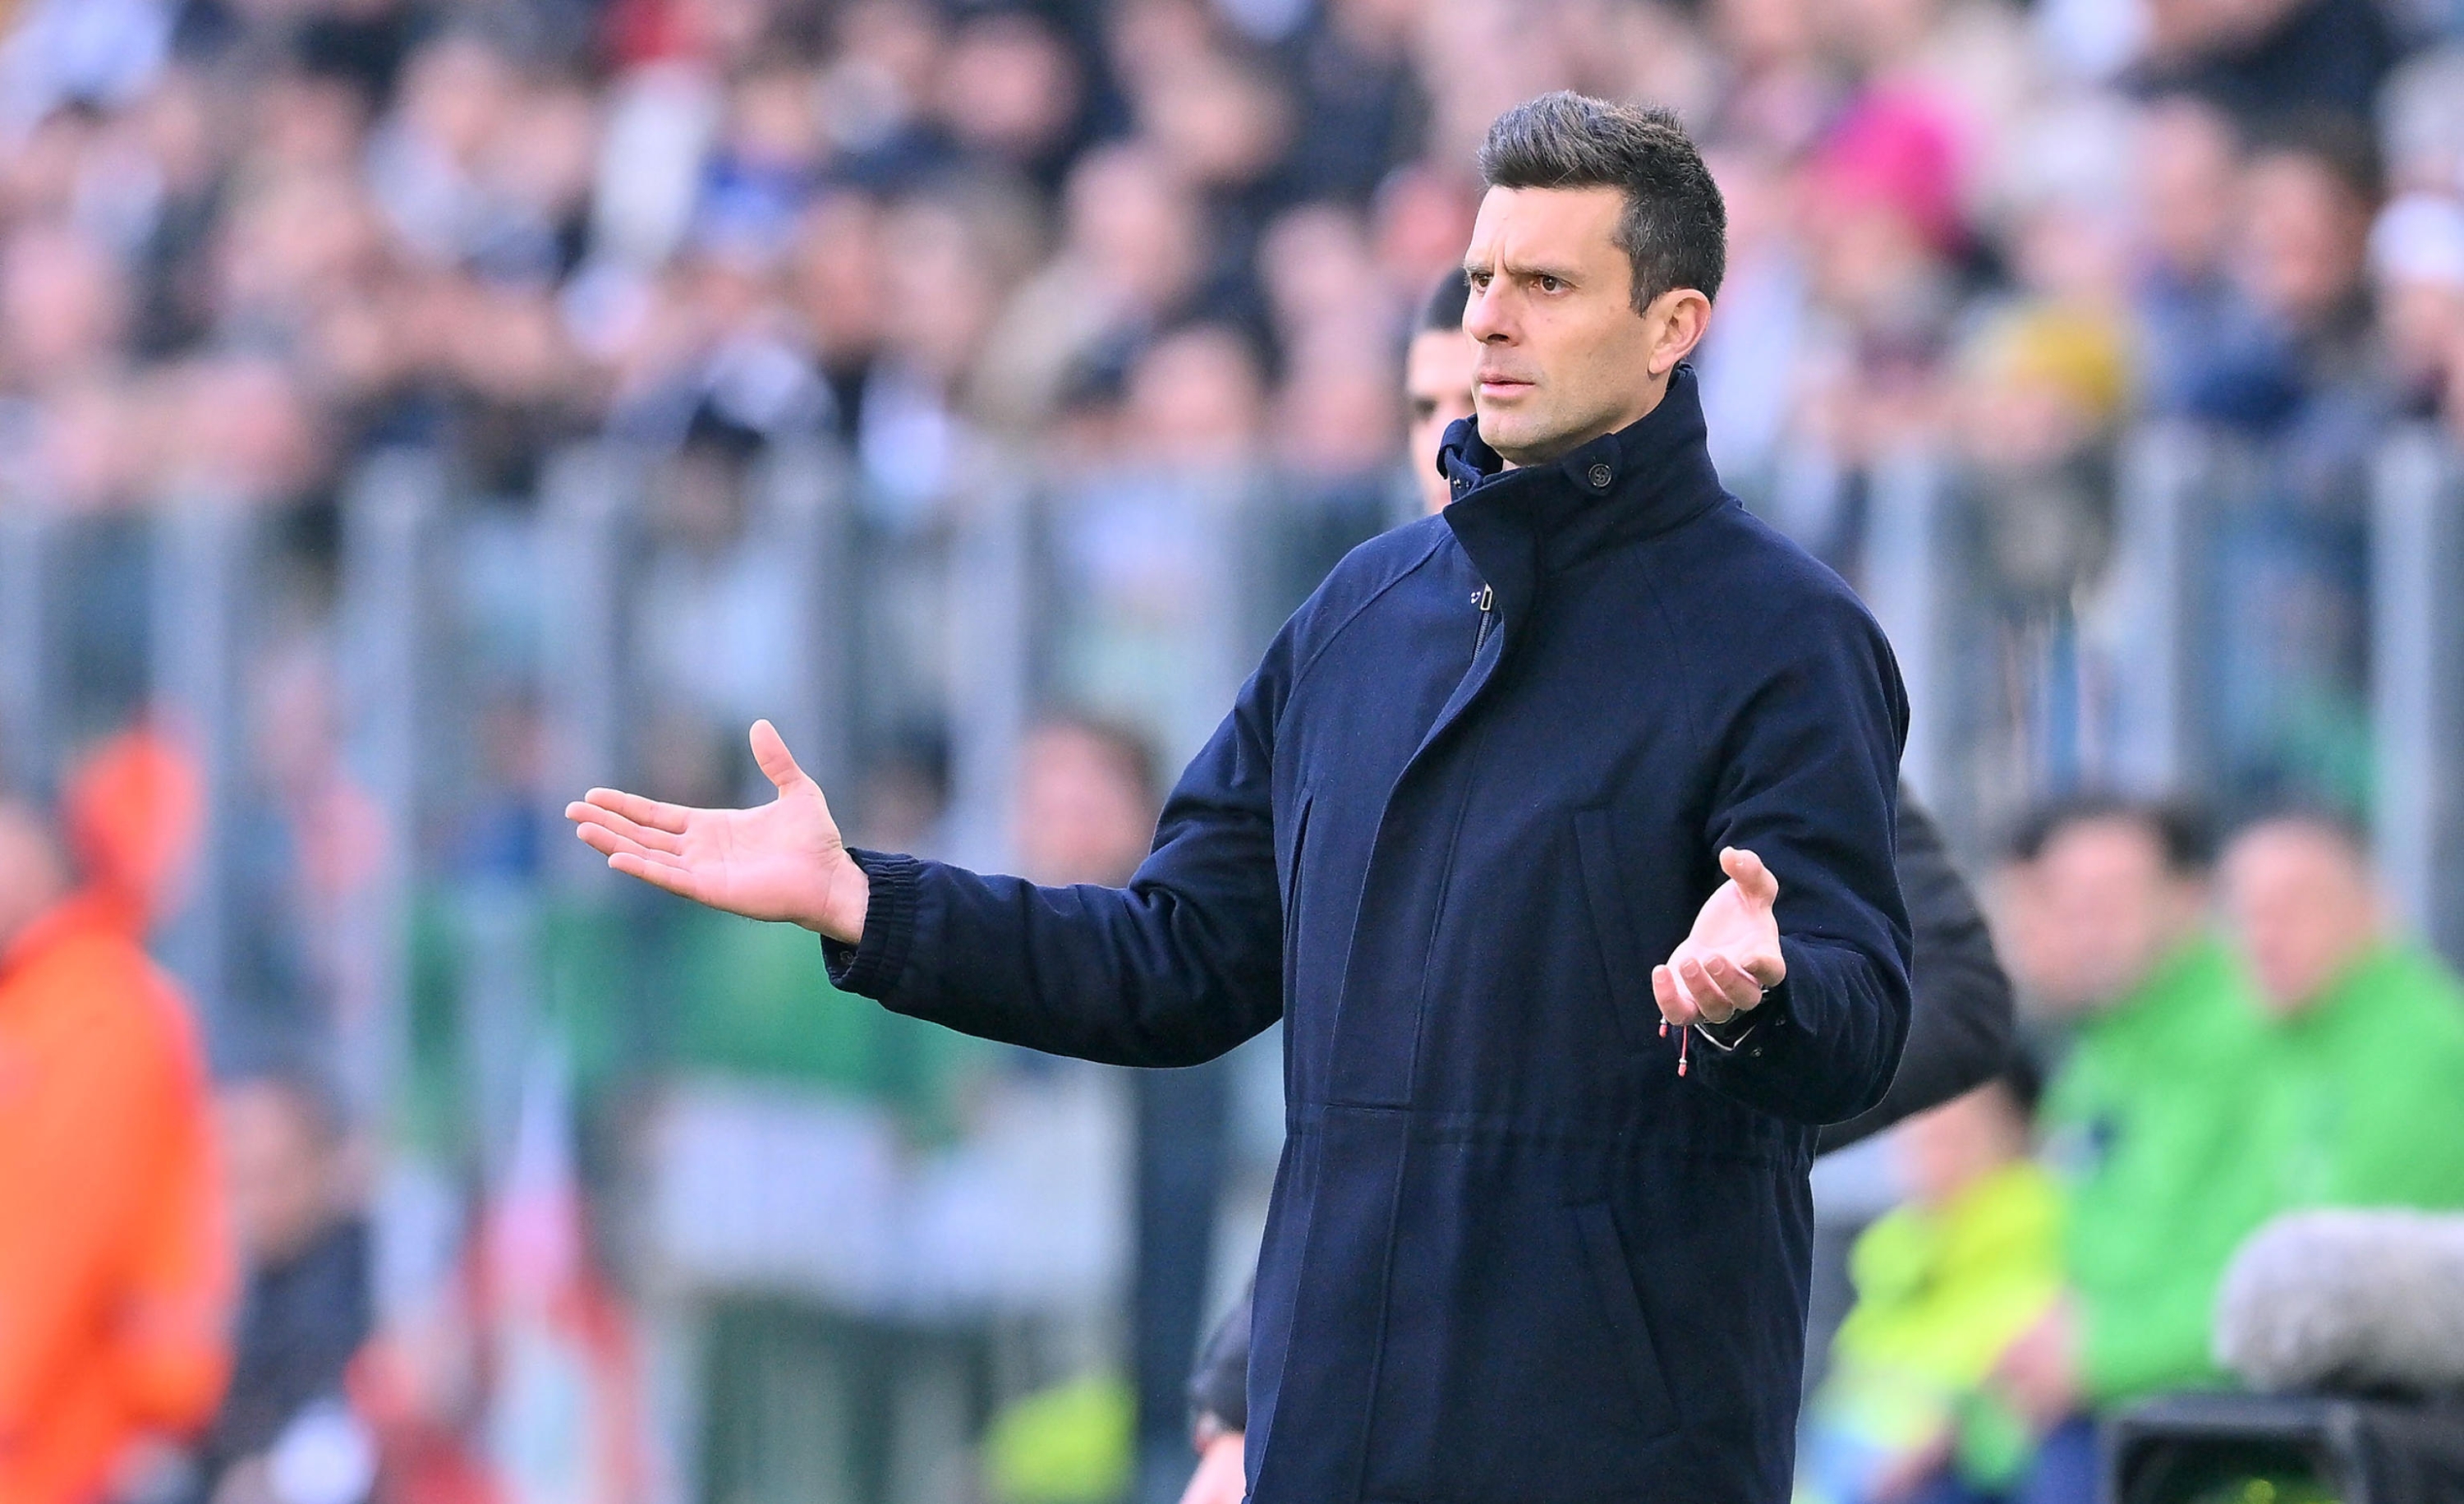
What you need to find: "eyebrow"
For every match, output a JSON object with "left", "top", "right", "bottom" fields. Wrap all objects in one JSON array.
[{"left": 1462, "top": 256, "right": 1582, "bottom": 284}]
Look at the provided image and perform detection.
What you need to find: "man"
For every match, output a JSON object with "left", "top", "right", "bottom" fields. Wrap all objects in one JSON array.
[
  {"left": 573, "top": 93, "right": 1913, "bottom": 1502},
  {"left": 191, "top": 1069, "right": 376, "bottom": 1504},
  {"left": 1009, "top": 717, "right": 1226, "bottom": 1504},
  {"left": 0, "top": 796, "right": 230, "bottom": 1503},
  {"left": 1179, "top": 265, "right": 2017, "bottom": 1503},
  {"left": 2220, "top": 812, "right": 2464, "bottom": 1210},
  {"left": 1401, "top": 270, "right": 1478, "bottom": 516},
  {"left": 1987, "top": 798, "right": 2275, "bottom": 1503}
]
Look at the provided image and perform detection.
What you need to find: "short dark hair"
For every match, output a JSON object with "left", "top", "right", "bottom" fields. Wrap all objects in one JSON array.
[
  {"left": 1419, "top": 269, "right": 1470, "bottom": 333},
  {"left": 2005, "top": 793, "right": 2217, "bottom": 878},
  {"left": 1476, "top": 91, "right": 1726, "bottom": 310}
]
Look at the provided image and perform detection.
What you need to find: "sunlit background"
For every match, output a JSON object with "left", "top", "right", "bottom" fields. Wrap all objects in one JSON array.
[{"left": 1, "top": 0, "right": 2462, "bottom": 1500}]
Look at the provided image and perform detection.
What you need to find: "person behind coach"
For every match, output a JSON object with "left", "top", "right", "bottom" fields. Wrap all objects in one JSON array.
[{"left": 570, "top": 92, "right": 1915, "bottom": 1504}]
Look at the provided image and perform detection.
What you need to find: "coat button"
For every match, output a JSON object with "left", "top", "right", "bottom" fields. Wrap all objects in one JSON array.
[{"left": 1587, "top": 462, "right": 1612, "bottom": 488}]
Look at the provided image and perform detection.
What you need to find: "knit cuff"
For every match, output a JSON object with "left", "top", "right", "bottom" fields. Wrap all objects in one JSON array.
[{"left": 821, "top": 849, "right": 923, "bottom": 999}]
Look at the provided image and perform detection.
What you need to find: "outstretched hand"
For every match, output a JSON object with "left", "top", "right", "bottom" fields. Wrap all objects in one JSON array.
[
  {"left": 565, "top": 720, "right": 872, "bottom": 943},
  {"left": 1653, "top": 846, "right": 1786, "bottom": 1028}
]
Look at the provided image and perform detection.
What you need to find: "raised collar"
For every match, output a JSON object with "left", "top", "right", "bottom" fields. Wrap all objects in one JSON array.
[{"left": 1434, "top": 363, "right": 1728, "bottom": 626}]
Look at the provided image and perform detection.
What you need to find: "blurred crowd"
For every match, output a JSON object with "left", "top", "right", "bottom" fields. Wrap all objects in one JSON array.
[
  {"left": 7, "top": 0, "right": 2464, "bottom": 1500},
  {"left": 0, "top": 0, "right": 2457, "bottom": 528},
  {"left": 0, "top": 0, "right": 2461, "bottom": 807},
  {"left": 1801, "top": 797, "right": 2464, "bottom": 1504}
]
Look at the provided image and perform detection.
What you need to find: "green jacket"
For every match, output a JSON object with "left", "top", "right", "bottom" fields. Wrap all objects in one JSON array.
[
  {"left": 2251, "top": 942, "right": 2464, "bottom": 1212},
  {"left": 2042, "top": 936, "right": 2276, "bottom": 1405}
]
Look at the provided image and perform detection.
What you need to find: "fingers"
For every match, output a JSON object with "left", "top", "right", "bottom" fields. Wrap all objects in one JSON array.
[
  {"left": 608, "top": 849, "right": 706, "bottom": 904},
  {"left": 1652, "top": 963, "right": 1698, "bottom": 1028},
  {"left": 1679, "top": 954, "right": 1762, "bottom": 1023},
  {"left": 564, "top": 800, "right": 683, "bottom": 855},
  {"left": 1720, "top": 847, "right": 1778, "bottom": 907},
  {"left": 1695, "top": 954, "right": 1766, "bottom": 1014},
  {"left": 749, "top": 719, "right": 809, "bottom": 793},
  {"left": 572, "top": 817, "right": 685, "bottom": 870},
  {"left": 572, "top": 815, "right": 710, "bottom": 904},
  {"left": 572, "top": 786, "right": 689, "bottom": 835},
  {"left": 1657, "top": 950, "right": 1769, "bottom": 1030}
]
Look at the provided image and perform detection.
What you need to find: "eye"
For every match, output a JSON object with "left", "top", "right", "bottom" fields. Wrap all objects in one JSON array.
[{"left": 1537, "top": 274, "right": 1564, "bottom": 293}]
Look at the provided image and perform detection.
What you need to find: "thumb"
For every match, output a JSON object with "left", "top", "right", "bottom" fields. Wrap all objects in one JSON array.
[
  {"left": 749, "top": 719, "right": 809, "bottom": 793},
  {"left": 1721, "top": 847, "right": 1778, "bottom": 908}
]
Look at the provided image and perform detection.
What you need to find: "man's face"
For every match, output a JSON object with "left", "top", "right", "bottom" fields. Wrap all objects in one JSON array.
[
  {"left": 2222, "top": 821, "right": 2380, "bottom": 1016},
  {"left": 1404, "top": 327, "right": 1478, "bottom": 514},
  {"left": 1896, "top": 1082, "right": 2028, "bottom": 1211},
  {"left": 1013, "top": 726, "right": 1156, "bottom": 888},
  {"left": 2025, "top": 818, "right": 2207, "bottom": 1014},
  {"left": 1461, "top": 186, "right": 1680, "bottom": 466},
  {"left": 219, "top": 1082, "right": 339, "bottom": 1269}
]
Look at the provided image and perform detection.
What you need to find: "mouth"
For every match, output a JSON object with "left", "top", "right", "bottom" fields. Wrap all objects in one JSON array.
[{"left": 1476, "top": 374, "right": 1534, "bottom": 398}]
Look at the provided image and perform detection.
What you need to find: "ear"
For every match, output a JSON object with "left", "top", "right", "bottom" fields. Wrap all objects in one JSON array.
[{"left": 1642, "top": 287, "right": 1713, "bottom": 378}]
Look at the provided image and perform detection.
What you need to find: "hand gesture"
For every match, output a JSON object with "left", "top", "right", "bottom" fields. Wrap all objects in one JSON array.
[
  {"left": 1653, "top": 847, "right": 1786, "bottom": 1028},
  {"left": 565, "top": 720, "right": 871, "bottom": 942}
]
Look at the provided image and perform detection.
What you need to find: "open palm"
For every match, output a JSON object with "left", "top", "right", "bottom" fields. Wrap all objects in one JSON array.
[
  {"left": 565, "top": 720, "right": 872, "bottom": 942},
  {"left": 1653, "top": 846, "right": 1786, "bottom": 1028}
]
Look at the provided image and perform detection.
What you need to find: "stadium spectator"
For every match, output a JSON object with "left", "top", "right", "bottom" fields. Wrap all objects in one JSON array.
[
  {"left": 2221, "top": 812, "right": 2464, "bottom": 1210},
  {"left": 190, "top": 1069, "right": 377, "bottom": 1504},
  {"left": 1799, "top": 1068, "right": 2062, "bottom": 1504},
  {"left": 0, "top": 796, "right": 230, "bottom": 1504},
  {"left": 1008, "top": 716, "right": 1221, "bottom": 1504},
  {"left": 1988, "top": 798, "right": 2276, "bottom": 1504}
]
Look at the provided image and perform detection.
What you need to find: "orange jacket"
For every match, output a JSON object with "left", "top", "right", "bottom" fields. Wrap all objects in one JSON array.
[{"left": 0, "top": 892, "right": 233, "bottom": 1504}]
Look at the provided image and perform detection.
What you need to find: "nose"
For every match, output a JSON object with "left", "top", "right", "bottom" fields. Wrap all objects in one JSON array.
[{"left": 1462, "top": 278, "right": 1510, "bottom": 343}]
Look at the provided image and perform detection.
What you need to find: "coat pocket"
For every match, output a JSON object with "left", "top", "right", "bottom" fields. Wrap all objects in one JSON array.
[
  {"left": 1573, "top": 807, "right": 1662, "bottom": 1052},
  {"left": 1571, "top": 1200, "right": 1679, "bottom": 1437}
]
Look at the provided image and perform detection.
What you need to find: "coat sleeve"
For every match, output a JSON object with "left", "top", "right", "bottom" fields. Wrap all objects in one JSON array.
[
  {"left": 821, "top": 640, "right": 1290, "bottom": 1068},
  {"left": 1814, "top": 794, "right": 2014, "bottom": 1153},
  {"left": 1686, "top": 604, "right": 1913, "bottom": 1125}
]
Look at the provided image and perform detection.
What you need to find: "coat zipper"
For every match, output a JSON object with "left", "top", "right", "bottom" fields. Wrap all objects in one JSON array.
[{"left": 1473, "top": 583, "right": 1495, "bottom": 655}]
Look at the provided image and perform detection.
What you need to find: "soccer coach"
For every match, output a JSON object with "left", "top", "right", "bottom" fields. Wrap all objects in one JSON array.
[{"left": 572, "top": 91, "right": 1911, "bottom": 1504}]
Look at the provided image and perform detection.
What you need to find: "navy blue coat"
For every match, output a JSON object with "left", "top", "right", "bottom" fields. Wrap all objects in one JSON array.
[{"left": 827, "top": 365, "right": 1912, "bottom": 1502}]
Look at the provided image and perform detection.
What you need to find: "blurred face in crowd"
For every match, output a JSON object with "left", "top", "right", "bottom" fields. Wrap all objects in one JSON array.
[
  {"left": 2241, "top": 149, "right": 2373, "bottom": 332},
  {"left": 0, "top": 803, "right": 67, "bottom": 951},
  {"left": 1125, "top": 324, "right": 1266, "bottom": 465},
  {"left": 2135, "top": 99, "right": 2241, "bottom": 282},
  {"left": 1014, "top": 724, "right": 1157, "bottom": 889},
  {"left": 1897, "top": 1081, "right": 2030, "bottom": 1212},
  {"left": 1406, "top": 325, "right": 1478, "bottom": 513},
  {"left": 219, "top": 1079, "right": 346, "bottom": 1269},
  {"left": 1461, "top": 186, "right": 1710, "bottom": 467},
  {"left": 2221, "top": 819, "right": 2382, "bottom": 1016},
  {"left": 2021, "top": 816, "right": 2209, "bottom": 1014}
]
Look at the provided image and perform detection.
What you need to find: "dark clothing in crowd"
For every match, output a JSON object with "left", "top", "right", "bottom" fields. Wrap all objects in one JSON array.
[
  {"left": 194, "top": 1217, "right": 374, "bottom": 1496},
  {"left": 825, "top": 366, "right": 1913, "bottom": 1504},
  {"left": 1819, "top": 798, "right": 2013, "bottom": 1153},
  {"left": 2130, "top": 0, "right": 2402, "bottom": 133},
  {"left": 1189, "top": 794, "right": 2016, "bottom": 1433}
]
